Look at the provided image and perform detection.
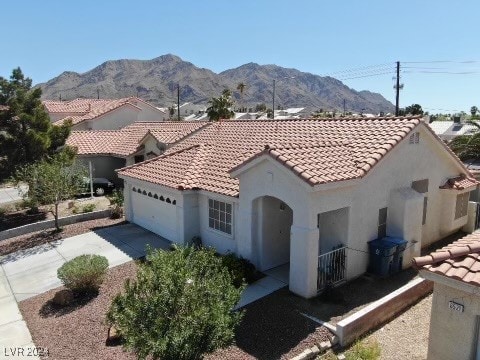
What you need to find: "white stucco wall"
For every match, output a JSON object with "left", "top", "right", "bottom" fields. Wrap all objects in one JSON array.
[
  {"left": 426, "top": 280, "right": 480, "bottom": 360},
  {"left": 135, "top": 101, "right": 167, "bottom": 121},
  {"left": 84, "top": 106, "right": 140, "bottom": 130},
  {"left": 197, "top": 192, "right": 239, "bottom": 255}
]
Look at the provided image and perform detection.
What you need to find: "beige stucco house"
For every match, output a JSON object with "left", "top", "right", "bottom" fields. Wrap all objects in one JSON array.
[
  {"left": 117, "top": 116, "right": 479, "bottom": 299},
  {"left": 44, "top": 97, "right": 167, "bottom": 130},
  {"left": 414, "top": 232, "right": 480, "bottom": 360}
]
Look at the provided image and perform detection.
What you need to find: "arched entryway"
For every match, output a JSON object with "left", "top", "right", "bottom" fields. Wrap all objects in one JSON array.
[{"left": 252, "top": 196, "right": 293, "bottom": 279}]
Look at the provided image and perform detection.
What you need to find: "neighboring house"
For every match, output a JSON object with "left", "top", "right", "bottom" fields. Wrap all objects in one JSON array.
[
  {"left": 117, "top": 116, "right": 478, "bottom": 299},
  {"left": 66, "top": 121, "right": 208, "bottom": 187},
  {"left": 428, "top": 119, "right": 480, "bottom": 142},
  {"left": 44, "top": 97, "right": 167, "bottom": 130},
  {"left": 413, "top": 232, "right": 480, "bottom": 360}
]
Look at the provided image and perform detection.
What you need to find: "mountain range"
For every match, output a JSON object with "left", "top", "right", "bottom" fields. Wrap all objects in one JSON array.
[{"left": 38, "top": 54, "right": 394, "bottom": 114}]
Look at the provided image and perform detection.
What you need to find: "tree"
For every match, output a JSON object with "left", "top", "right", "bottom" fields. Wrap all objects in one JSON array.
[
  {"left": 449, "top": 121, "right": 480, "bottom": 160},
  {"left": 236, "top": 82, "right": 246, "bottom": 112},
  {"left": 107, "top": 246, "right": 244, "bottom": 360},
  {"left": 12, "top": 152, "right": 86, "bottom": 230},
  {"left": 206, "top": 89, "right": 235, "bottom": 121},
  {"left": 0, "top": 68, "right": 72, "bottom": 181},
  {"left": 403, "top": 104, "right": 424, "bottom": 116},
  {"left": 471, "top": 106, "right": 479, "bottom": 118},
  {"left": 255, "top": 103, "right": 267, "bottom": 112}
]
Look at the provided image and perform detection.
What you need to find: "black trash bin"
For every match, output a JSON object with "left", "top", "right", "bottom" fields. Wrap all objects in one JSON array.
[
  {"left": 385, "top": 237, "right": 408, "bottom": 274},
  {"left": 368, "top": 239, "right": 397, "bottom": 277}
]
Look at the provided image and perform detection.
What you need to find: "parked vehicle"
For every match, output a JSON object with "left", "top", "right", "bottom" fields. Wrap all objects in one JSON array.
[{"left": 81, "top": 178, "right": 115, "bottom": 196}]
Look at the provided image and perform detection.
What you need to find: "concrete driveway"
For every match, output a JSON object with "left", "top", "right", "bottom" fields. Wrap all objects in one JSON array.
[
  {"left": 0, "top": 223, "right": 171, "bottom": 302},
  {"left": 0, "top": 223, "right": 170, "bottom": 358}
]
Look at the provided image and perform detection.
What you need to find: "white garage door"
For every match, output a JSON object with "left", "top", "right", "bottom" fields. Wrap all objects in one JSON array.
[{"left": 131, "top": 190, "right": 178, "bottom": 243}]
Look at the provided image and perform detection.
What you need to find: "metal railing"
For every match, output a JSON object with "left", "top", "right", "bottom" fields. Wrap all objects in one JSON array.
[{"left": 317, "top": 246, "right": 347, "bottom": 291}]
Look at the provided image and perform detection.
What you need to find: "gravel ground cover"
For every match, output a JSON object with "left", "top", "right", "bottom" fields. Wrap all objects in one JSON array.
[
  {"left": 0, "top": 217, "right": 125, "bottom": 256},
  {"left": 365, "top": 294, "right": 432, "bottom": 359},
  {"left": 20, "top": 262, "right": 332, "bottom": 360}
]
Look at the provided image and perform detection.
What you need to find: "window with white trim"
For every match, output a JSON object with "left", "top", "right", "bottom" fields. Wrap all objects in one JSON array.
[{"left": 208, "top": 199, "right": 232, "bottom": 234}]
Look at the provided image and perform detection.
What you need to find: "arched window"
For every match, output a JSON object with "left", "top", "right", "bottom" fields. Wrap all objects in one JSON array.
[
  {"left": 172, "top": 200, "right": 176, "bottom": 205},
  {"left": 148, "top": 192, "right": 152, "bottom": 197},
  {"left": 132, "top": 187, "right": 136, "bottom": 192},
  {"left": 142, "top": 190, "right": 147, "bottom": 195},
  {"left": 160, "top": 196, "right": 165, "bottom": 201},
  {"left": 154, "top": 194, "right": 158, "bottom": 199},
  {"left": 137, "top": 188, "right": 142, "bottom": 193},
  {"left": 166, "top": 198, "right": 171, "bottom": 203}
]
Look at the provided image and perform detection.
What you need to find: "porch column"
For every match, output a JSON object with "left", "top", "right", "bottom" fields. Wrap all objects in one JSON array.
[
  {"left": 289, "top": 224, "right": 319, "bottom": 298},
  {"left": 237, "top": 199, "right": 254, "bottom": 261}
]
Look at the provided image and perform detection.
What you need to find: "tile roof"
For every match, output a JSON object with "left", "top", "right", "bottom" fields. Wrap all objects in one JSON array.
[
  {"left": 439, "top": 174, "right": 479, "bottom": 190},
  {"left": 66, "top": 121, "right": 208, "bottom": 157},
  {"left": 44, "top": 97, "right": 163, "bottom": 126},
  {"left": 413, "top": 232, "right": 480, "bottom": 286},
  {"left": 118, "top": 116, "right": 430, "bottom": 196}
]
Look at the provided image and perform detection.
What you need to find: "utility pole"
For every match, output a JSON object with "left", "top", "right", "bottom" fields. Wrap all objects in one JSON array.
[
  {"left": 97, "top": 88, "right": 100, "bottom": 100},
  {"left": 343, "top": 99, "right": 346, "bottom": 116},
  {"left": 272, "top": 79, "right": 276, "bottom": 120},
  {"left": 177, "top": 84, "right": 180, "bottom": 121},
  {"left": 395, "top": 61, "right": 400, "bottom": 116}
]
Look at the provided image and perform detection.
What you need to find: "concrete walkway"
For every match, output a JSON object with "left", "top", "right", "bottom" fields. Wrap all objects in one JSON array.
[
  {"left": 236, "top": 263, "right": 289, "bottom": 309},
  {"left": 0, "top": 223, "right": 170, "bottom": 358}
]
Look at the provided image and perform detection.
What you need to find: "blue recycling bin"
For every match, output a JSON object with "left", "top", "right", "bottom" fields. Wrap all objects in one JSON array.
[
  {"left": 368, "top": 239, "right": 397, "bottom": 277},
  {"left": 384, "top": 237, "right": 408, "bottom": 274}
]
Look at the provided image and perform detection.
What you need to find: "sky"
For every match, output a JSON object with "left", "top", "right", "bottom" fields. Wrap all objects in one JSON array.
[{"left": 1, "top": 0, "right": 479, "bottom": 114}]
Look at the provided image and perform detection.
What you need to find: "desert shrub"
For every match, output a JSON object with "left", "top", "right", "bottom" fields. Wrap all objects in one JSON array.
[
  {"left": 221, "top": 252, "right": 257, "bottom": 287},
  {"left": 0, "top": 207, "right": 5, "bottom": 218},
  {"left": 108, "top": 189, "right": 124, "bottom": 219},
  {"left": 57, "top": 254, "right": 109, "bottom": 295},
  {"left": 345, "top": 339, "right": 381, "bottom": 360},
  {"left": 81, "top": 203, "right": 96, "bottom": 213},
  {"left": 107, "top": 246, "right": 244, "bottom": 360}
]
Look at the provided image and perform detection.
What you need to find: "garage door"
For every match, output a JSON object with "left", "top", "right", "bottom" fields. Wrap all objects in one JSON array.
[{"left": 131, "top": 189, "right": 178, "bottom": 243}]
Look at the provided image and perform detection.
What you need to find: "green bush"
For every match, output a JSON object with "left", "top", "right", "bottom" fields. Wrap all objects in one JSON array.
[
  {"left": 345, "top": 339, "right": 381, "bottom": 360},
  {"left": 107, "top": 246, "right": 244, "bottom": 360},
  {"left": 57, "top": 254, "right": 109, "bottom": 294},
  {"left": 0, "top": 207, "right": 5, "bottom": 218},
  {"left": 221, "top": 252, "right": 257, "bottom": 287},
  {"left": 81, "top": 203, "right": 96, "bottom": 213},
  {"left": 107, "top": 189, "right": 123, "bottom": 219}
]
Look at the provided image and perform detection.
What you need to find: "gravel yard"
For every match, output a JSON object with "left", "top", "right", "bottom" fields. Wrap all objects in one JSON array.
[
  {"left": 366, "top": 294, "right": 432, "bottom": 360},
  {"left": 20, "top": 262, "right": 332, "bottom": 360},
  {"left": 0, "top": 217, "right": 125, "bottom": 256}
]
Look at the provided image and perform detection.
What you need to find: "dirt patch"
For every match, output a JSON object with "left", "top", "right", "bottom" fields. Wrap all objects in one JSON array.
[{"left": 0, "top": 217, "right": 125, "bottom": 256}]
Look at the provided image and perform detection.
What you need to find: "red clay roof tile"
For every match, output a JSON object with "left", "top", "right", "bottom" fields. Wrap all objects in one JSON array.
[
  {"left": 66, "top": 121, "right": 207, "bottom": 157},
  {"left": 119, "top": 116, "right": 430, "bottom": 196},
  {"left": 413, "top": 232, "right": 480, "bottom": 287}
]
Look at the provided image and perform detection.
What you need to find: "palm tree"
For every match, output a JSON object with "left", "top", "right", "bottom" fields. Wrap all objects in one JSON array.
[
  {"left": 449, "top": 120, "right": 480, "bottom": 160},
  {"left": 206, "top": 89, "right": 235, "bottom": 122},
  {"left": 236, "top": 83, "right": 246, "bottom": 112}
]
